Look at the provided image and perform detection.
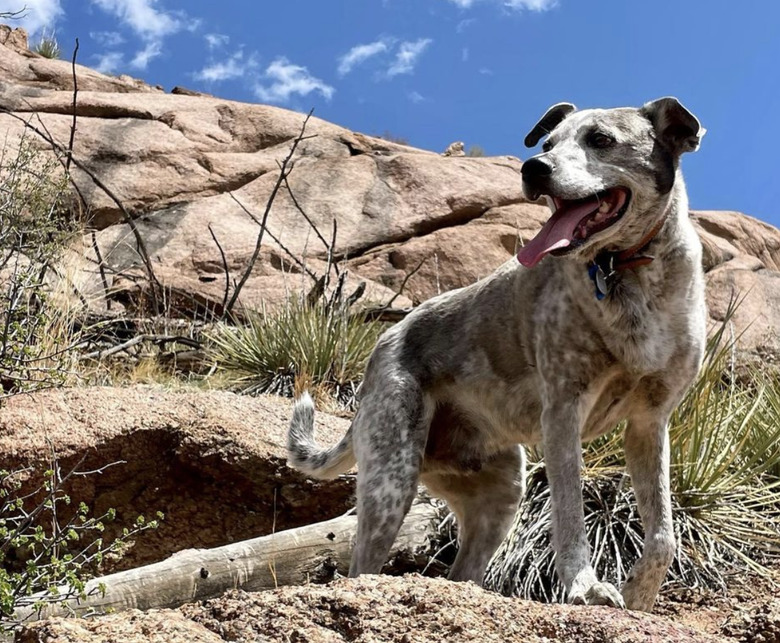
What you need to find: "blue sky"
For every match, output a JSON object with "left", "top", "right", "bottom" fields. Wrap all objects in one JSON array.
[{"left": 4, "top": 0, "right": 780, "bottom": 225}]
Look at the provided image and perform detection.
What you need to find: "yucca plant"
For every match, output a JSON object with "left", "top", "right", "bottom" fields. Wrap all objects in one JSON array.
[
  {"left": 208, "top": 297, "right": 385, "bottom": 403},
  {"left": 485, "top": 301, "right": 780, "bottom": 600},
  {"left": 31, "top": 31, "right": 61, "bottom": 59}
]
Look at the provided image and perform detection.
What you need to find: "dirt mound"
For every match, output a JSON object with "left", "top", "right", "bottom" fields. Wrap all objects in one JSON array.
[
  {"left": 0, "top": 386, "right": 355, "bottom": 570},
  {"left": 18, "top": 575, "right": 726, "bottom": 642}
]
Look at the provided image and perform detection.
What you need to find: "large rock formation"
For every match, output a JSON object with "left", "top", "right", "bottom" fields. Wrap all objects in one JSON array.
[{"left": 0, "top": 26, "right": 778, "bottom": 359}]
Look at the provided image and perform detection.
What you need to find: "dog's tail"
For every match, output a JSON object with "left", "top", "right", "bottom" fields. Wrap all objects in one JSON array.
[{"left": 287, "top": 391, "right": 356, "bottom": 479}]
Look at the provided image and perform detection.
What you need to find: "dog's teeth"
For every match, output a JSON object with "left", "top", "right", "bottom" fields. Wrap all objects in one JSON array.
[{"left": 598, "top": 201, "right": 611, "bottom": 214}]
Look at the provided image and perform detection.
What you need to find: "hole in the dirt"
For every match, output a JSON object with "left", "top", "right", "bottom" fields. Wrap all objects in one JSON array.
[{"left": 5, "top": 429, "right": 356, "bottom": 574}]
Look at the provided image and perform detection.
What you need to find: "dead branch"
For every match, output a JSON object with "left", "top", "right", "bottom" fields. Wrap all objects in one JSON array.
[
  {"left": 225, "top": 110, "right": 314, "bottom": 314},
  {"left": 228, "top": 192, "right": 318, "bottom": 282},
  {"left": 0, "top": 108, "right": 162, "bottom": 313},
  {"left": 80, "top": 334, "right": 201, "bottom": 361},
  {"left": 14, "top": 499, "right": 439, "bottom": 622},
  {"left": 283, "top": 173, "right": 336, "bottom": 268},
  {"left": 325, "top": 218, "right": 338, "bottom": 290},
  {"left": 385, "top": 256, "right": 427, "bottom": 310},
  {"left": 65, "top": 37, "right": 79, "bottom": 174},
  {"left": 207, "top": 223, "right": 230, "bottom": 317},
  {"left": 357, "top": 257, "right": 426, "bottom": 322},
  {"left": 90, "top": 230, "right": 111, "bottom": 310}
]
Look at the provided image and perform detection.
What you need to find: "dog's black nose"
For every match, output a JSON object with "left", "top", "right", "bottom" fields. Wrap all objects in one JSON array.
[{"left": 521, "top": 157, "right": 553, "bottom": 179}]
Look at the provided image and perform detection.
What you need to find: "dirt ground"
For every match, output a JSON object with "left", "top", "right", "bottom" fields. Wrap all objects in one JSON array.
[{"left": 16, "top": 570, "right": 780, "bottom": 643}]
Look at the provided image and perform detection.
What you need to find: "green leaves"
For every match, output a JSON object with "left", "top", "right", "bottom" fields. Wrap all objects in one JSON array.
[{"left": 0, "top": 461, "right": 162, "bottom": 633}]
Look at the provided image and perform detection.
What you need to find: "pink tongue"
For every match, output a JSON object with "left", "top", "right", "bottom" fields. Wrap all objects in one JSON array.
[{"left": 517, "top": 197, "right": 601, "bottom": 268}]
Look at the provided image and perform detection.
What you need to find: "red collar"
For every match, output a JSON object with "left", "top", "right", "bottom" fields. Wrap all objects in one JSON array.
[
  {"left": 608, "top": 217, "right": 666, "bottom": 271},
  {"left": 588, "top": 217, "right": 666, "bottom": 300}
]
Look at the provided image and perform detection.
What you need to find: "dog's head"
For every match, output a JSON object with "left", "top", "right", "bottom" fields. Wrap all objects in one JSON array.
[{"left": 517, "top": 97, "right": 704, "bottom": 268}]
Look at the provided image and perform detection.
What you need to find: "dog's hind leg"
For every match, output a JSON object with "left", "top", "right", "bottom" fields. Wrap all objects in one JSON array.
[
  {"left": 349, "top": 378, "right": 431, "bottom": 577},
  {"left": 620, "top": 414, "right": 675, "bottom": 612},
  {"left": 423, "top": 446, "right": 525, "bottom": 584}
]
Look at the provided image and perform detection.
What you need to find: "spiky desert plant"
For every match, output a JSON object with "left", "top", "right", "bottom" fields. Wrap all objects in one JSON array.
[
  {"left": 485, "top": 303, "right": 780, "bottom": 600},
  {"left": 31, "top": 31, "right": 61, "bottom": 59},
  {"left": 208, "top": 297, "right": 384, "bottom": 403}
]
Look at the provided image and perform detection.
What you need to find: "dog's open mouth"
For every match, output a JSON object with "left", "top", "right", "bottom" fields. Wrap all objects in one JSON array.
[{"left": 517, "top": 187, "right": 631, "bottom": 268}]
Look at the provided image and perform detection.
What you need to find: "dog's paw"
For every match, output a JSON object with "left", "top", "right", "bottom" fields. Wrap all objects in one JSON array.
[
  {"left": 620, "top": 578, "right": 656, "bottom": 612},
  {"left": 569, "top": 581, "right": 626, "bottom": 609}
]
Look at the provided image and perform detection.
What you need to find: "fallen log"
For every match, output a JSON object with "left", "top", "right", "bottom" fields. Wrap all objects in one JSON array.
[{"left": 14, "top": 499, "right": 440, "bottom": 624}]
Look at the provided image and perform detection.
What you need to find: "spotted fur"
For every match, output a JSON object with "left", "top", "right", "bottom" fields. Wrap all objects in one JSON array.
[{"left": 287, "top": 97, "right": 707, "bottom": 612}]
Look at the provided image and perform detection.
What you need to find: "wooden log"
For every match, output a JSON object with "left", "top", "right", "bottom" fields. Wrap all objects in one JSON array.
[{"left": 14, "top": 499, "right": 440, "bottom": 623}]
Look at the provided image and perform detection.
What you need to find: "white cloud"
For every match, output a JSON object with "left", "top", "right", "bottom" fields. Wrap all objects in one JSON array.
[
  {"left": 130, "top": 40, "right": 162, "bottom": 69},
  {"left": 337, "top": 39, "right": 390, "bottom": 76},
  {"left": 194, "top": 51, "right": 258, "bottom": 83},
  {"left": 445, "top": 0, "right": 558, "bottom": 10},
  {"left": 408, "top": 91, "right": 425, "bottom": 104},
  {"left": 205, "top": 33, "right": 229, "bottom": 50},
  {"left": 462, "top": 47, "right": 469, "bottom": 61},
  {"left": 254, "top": 57, "right": 334, "bottom": 104},
  {"left": 90, "top": 0, "right": 184, "bottom": 40},
  {"left": 94, "top": 51, "right": 123, "bottom": 73},
  {"left": 456, "top": 18, "right": 475, "bottom": 32},
  {"left": 90, "top": 0, "right": 198, "bottom": 70},
  {"left": 387, "top": 38, "right": 432, "bottom": 77},
  {"left": 504, "top": 0, "right": 558, "bottom": 9},
  {"left": 90, "top": 30, "right": 125, "bottom": 47},
  {"left": 2, "top": 0, "right": 63, "bottom": 36}
]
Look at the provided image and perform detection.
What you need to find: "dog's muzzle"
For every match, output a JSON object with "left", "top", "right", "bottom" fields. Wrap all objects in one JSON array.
[{"left": 521, "top": 157, "right": 553, "bottom": 201}]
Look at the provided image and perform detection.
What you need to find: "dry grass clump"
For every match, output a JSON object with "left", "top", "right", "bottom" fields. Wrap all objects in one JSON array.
[{"left": 485, "top": 304, "right": 780, "bottom": 600}]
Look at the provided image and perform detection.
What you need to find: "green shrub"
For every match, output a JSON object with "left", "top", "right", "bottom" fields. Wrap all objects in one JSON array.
[
  {"left": 485, "top": 306, "right": 780, "bottom": 600},
  {"left": 0, "top": 136, "right": 79, "bottom": 398},
  {"left": 208, "top": 297, "right": 385, "bottom": 403},
  {"left": 0, "top": 462, "right": 162, "bottom": 631},
  {"left": 466, "top": 145, "right": 485, "bottom": 157}
]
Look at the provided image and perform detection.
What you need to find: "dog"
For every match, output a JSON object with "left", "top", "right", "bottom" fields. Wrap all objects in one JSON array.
[{"left": 287, "top": 97, "right": 707, "bottom": 612}]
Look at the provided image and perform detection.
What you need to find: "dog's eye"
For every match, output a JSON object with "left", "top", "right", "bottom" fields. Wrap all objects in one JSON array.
[
  {"left": 588, "top": 132, "right": 615, "bottom": 149},
  {"left": 542, "top": 139, "right": 554, "bottom": 152}
]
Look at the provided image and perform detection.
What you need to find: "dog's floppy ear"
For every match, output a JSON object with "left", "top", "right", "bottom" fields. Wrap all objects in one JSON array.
[
  {"left": 524, "top": 102, "right": 576, "bottom": 148},
  {"left": 641, "top": 97, "right": 705, "bottom": 154}
]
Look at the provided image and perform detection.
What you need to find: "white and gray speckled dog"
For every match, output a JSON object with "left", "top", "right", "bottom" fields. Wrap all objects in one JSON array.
[{"left": 287, "top": 97, "right": 707, "bottom": 612}]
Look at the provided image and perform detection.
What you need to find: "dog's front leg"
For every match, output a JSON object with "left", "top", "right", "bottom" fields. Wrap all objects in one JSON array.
[
  {"left": 542, "top": 403, "right": 625, "bottom": 608},
  {"left": 621, "top": 414, "right": 675, "bottom": 611}
]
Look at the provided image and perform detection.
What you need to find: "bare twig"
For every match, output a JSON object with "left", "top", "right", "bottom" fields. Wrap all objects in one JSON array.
[
  {"left": 225, "top": 109, "right": 314, "bottom": 314},
  {"left": 358, "top": 257, "right": 426, "bottom": 322},
  {"left": 325, "top": 218, "right": 338, "bottom": 290},
  {"left": 228, "top": 192, "right": 317, "bottom": 282},
  {"left": 80, "top": 334, "right": 200, "bottom": 361},
  {"left": 0, "top": 107, "right": 161, "bottom": 312},
  {"left": 207, "top": 223, "right": 231, "bottom": 318},
  {"left": 65, "top": 38, "right": 79, "bottom": 174},
  {"left": 385, "top": 256, "right": 427, "bottom": 309},
  {"left": 282, "top": 173, "right": 335, "bottom": 266},
  {"left": 90, "top": 230, "right": 111, "bottom": 309}
]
